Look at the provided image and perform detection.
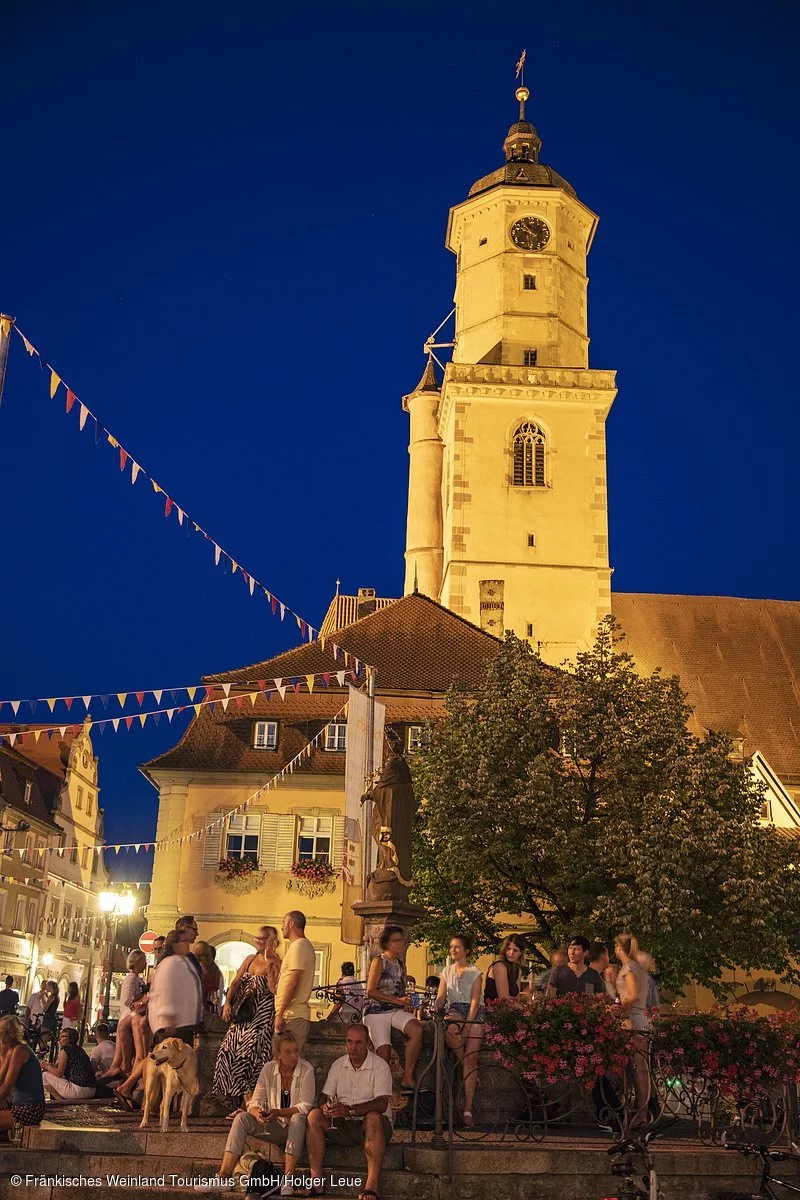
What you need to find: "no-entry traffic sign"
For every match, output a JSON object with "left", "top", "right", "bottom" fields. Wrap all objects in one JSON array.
[{"left": 139, "top": 930, "right": 160, "bottom": 955}]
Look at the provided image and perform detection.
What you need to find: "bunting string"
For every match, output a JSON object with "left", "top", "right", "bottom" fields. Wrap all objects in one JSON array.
[
  {"left": 11, "top": 324, "right": 374, "bottom": 668},
  {"left": 0, "top": 667, "right": 359, "bottom": 721},
  {"left": 4, "top": 706, "right": 348, "bottom": 855}
]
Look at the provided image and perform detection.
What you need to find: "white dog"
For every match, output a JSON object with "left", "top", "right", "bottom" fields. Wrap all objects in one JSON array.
[{"left": 140, "top": 1036, "right": 200, "bottom": 1133}]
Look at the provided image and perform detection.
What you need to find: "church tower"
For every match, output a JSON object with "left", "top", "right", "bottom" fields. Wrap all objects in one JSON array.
[{"left": 403, "top": 86, "right": 617, "bottom": 663}]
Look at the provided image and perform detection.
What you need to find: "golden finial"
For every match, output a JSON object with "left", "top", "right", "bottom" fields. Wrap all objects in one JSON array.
[{"left": 515, "top": 85, "right": 530, "bottom": 121}]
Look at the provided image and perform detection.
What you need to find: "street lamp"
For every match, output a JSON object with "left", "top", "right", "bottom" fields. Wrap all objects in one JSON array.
[{"left": 99, "top": 890, "right": 135, "bottom": 1020}]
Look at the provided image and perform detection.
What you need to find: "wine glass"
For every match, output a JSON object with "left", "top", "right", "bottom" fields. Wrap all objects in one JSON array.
[{"left": 326, "top": 1090, "right": 338, "bottom": 1131}]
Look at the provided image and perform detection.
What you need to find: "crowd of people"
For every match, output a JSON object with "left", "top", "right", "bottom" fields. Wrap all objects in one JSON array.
[{"left": 0, "top": 915, "right": 662, "bottom": 1196}]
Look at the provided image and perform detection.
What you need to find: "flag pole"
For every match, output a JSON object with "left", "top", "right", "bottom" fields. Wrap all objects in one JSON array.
[{"left": 0, "top": 315, "right": 15, "bottom": 407}]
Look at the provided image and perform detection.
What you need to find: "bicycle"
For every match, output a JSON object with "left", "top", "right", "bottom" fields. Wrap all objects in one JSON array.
[
  {"left": 710, "top": 1141, "right": 800, "bottom": 1198},
  {"left": 601, "top": 1124, "right": 674, "bottom": 1200}
]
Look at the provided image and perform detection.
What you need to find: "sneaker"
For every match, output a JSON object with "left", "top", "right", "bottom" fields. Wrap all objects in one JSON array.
[{"left": 193, "top": 1178, "right": 236, "bottom": 1193}]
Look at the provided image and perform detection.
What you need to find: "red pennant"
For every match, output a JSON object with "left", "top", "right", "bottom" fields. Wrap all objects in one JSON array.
[
  {"left": 235, "top": 695, "right": 244, "bottom": 708},
  {"left": 204, "top": 686, "right": 214, "bottom": 701},
  {"left": 164, "top": 497, "right": 173, "bottom": 518},
  {"left": 258, "top": 679, "right": 266, "bottom": 691},
  {"left": 125, "top": 715, "right": 134, "bottom": 730},
  {"left": 120, "top": 448, "right": 128, "bottom": 471},
  {"left": 135, "top": 692, "right": 145, "bottom": 706},
  {"left": 71, "top": 724, "right": 81, "bottom": 736},
  {"left": 64, "top": 696, "right": 73, "bottom": 711},
  {"left": 270, "top": 595, "right": 277, "bottom": 614},
  {"left": 322, "top": 673, "right": 331, "bottom": 687},
  {"left": 300, "top": 620, "right": 307, "bottom": 638},
  {"left": 66, "top": 390, "right": 77, "bottom": 413}
]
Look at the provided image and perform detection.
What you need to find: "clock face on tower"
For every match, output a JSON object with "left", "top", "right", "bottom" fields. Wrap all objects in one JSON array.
[{"left": 510, "top": 216, "right": 551, "bottom": 251}]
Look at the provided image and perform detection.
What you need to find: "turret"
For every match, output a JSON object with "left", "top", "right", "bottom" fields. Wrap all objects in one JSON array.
[{"left": 402, "top": 357, "right": 444, "bottom": 599}]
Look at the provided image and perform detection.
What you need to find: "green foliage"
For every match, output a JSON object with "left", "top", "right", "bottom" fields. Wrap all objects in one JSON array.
[{"left": 411, "top": 618, "right": 800, "bottom": 993}]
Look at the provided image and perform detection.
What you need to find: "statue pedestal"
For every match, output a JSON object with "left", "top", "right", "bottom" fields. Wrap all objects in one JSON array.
[{"left": 351, "top": 897, "right": 425, "bottom": 958}]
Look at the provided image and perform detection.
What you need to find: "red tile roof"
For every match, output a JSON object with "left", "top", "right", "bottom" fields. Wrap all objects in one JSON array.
[{"left": 612, "top": 593, "right": 800, "bottom": 785}]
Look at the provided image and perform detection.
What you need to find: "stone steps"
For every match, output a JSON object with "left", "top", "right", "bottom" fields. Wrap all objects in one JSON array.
[{"left": 3, "top": 1118, "right": 799, "bottom": 1200}]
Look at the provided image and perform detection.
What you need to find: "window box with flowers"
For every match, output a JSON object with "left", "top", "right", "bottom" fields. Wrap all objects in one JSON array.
[
  {"left": 287, "top": 856, "right": 339, "bottom": 899},
  {"left": 215, "top": 856, "right": 264, "bottom": 895}
]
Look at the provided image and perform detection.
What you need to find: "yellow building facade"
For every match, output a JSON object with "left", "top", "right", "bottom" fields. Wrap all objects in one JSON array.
[{"left": 404, "top": 88, "right": 616, "bottom": 663}]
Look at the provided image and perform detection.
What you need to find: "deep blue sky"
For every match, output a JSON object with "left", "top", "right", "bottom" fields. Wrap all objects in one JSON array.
[{"left": 2, "top": 0, "right": 798, "bottom": 850}]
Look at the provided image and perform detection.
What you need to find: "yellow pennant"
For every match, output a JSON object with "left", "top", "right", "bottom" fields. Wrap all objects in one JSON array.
[
  {"left": 193, "top": 703, "right": 202, "bottom": 716},
  {"left": 46, "top": 698, "right": 56, "bottom": 712},
  {"left": 306, "top": 674, "right": 315, "bottom": 693},
  {"left": 49, "top": 370, "right": 61, "bottom": 398},
  {"left": 186, "top": 687, "right": 197, "bottom": 702},
  {"left": 117, "top": 692, "right": 127, "bottom": 706},
  {"left": 152, "top": 481, "right": 162, "bottom": 494},
  {"left": 139, "top": 713, "right": 147, "bottom": 728},
  {"left": 107, "top": 434, "right": 119, "bottom": 449}
]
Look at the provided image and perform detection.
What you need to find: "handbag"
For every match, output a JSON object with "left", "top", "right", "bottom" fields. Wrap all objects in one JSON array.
[{"left": 231, "top": 990, "right": 256, "bottom": 1025}]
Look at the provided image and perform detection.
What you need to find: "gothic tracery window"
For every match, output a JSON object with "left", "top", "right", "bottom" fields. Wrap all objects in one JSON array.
[{"left": 512, "top": 422, "right": 546, "bottom": 488}]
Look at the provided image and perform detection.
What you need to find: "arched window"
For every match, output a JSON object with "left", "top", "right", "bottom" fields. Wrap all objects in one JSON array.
[{"left": 512, "top": 422, "right": 546, "bottom": 487}]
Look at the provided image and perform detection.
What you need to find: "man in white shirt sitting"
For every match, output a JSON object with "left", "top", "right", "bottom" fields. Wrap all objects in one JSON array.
[
  {"left": 89, "top": 1022, "right": 117, "bottom": 1081},
  {"left": 305, "top": 1023, "right": 393, "bottom": 1200}
]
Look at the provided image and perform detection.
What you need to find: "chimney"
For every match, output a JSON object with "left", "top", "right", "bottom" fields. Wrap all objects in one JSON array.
[{"left": 357, "top": 587, "right": 377, "bottom": 619}]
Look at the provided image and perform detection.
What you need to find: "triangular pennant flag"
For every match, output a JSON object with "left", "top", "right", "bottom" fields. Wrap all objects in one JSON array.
[
  {"left": 208, "top": 701, "right": 215, "bottom": 713},
  {"left": 152, "top": 480, "right": 162, "bottom": 494},
  {"left": 186, "top": 687, "right": 197, "bottom": 702},
  {"left": 58, "top": 726, "right": 67, "bottom": 737},
  {"left": 164, "top": 496, "right": 173, "bottom": 518},
  {"left": 221, "top": 683, "right": 231, "bottom": 697},
  {"left": 258, "top": 679, "right": 266, "bottom": 692},
  {"left": 322, "top": 673, "right": 331, "bottom": 687},
  {"left": 176, "top": 507, "right": 184, "bottom": 525},
  {"left": 249, "top": 692, "right": 258, "bottom": 706},
  {"left": 249, "top": 576, "right": 255, "bottom": 595},
  {"left": 275, "top": 683, "right": 287, "bottom": 700},
  {"left": 295, "top": 615, "right": 303, "bottom": 633},
  {"left": 214, "top": 544, "right": 222, "bottom": 566},
  {"left": 10, "top": 700, "right": 20, "bottom": 716},
  {"left": 135, "top": 692, "right": 145, "bottom": 706},
  {"left": 270, "top": 594, "right": 277, "bottom": 614},
  {"left": 319, "top": 635, "right": 326, "bottom": 652},
  {"left": 336, "top": 671, "right": 346, "bottom": 686},
  {"left": 49, "top": 369, "right": 61, "bottom": 398},
  {"left": 64, "top": 696, "right": 73, "bottom": 711},
  {"left": 95, "top": 421, "right": 104, "bottom": 445},
  {"left": 193, "top": 704, "right": 202, "bottom": 716},
  {"left": 119, "top": 447, "right": 128, "bottom": 472},
  {"left": 204, "top": 686, "right": 214, "bottom": 701},
  {"left": 33, "top": 728, "right": 42, "bottom": 742},
  {"left": 46, "top": 698, "right": 56, "bottom": 712},
  {"left": 235, "top": 695, "right": 245, "bottom": 709},
  {"left": 306, "top": 674, "right": 315, "bottom": 694},
  {"left": 131, "top": 462, "right": 141, "bottom": 485},
  {"left": 138, "top": 713, "right": 147, "bottom": 728},
  {"left": 220, "top": 697, "right": 230, "bottom": 711},
  {"left": 79, "top": 403, "right": 89, "bottom": 431},
  {"left": 125, "top": 716, "right": 134, "bottom": 730},
  {"left": 100, "top": 694, "right": 110, "bottom": 708},
  {"left": 117, "top": 693, "right": 127, "bottom": 707},
  {"left": 81, "top": 695, "right": 91, "bottom": 710},
  {"left": 231, "top": 561, "right": 238, "bottom": 575},
  {"left": 279, "top": 603, "right": 286, "bottom": 620},
  {"left": 153, "top": 690, "right": 162, "bottom": 705},
  {"left": 22, "top": 335, "right": 36, "bottom": 356},
  {"left": 274, "top": 678, "right": 283, "bottom": 692},
  {"left": 166, "top": 708, "right": 175, "bottom": 722}
]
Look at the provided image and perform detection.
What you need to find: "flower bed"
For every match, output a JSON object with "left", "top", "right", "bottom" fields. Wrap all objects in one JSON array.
[
  {"left": 485, "top": 994, "right": 632, "bottom": 1088},
  {"left": 651, "top": 1007, "right": 800, "bottom": 1101}
]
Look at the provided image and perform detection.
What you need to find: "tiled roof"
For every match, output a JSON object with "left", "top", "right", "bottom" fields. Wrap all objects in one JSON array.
[
  {"left": 204, "top": 593, "right": 500, "bottom": 693},
  {"left": 141, "top": 688, "right": 450, "bottom": 777},
  {"left": 0, "top": 744, "right": 64, "bottom": 831},
  {"left": 143, "top": 595, "right": 497, "bottom": 777},
  {"left": 0, "top": 730, "right": 74, "bottom": 778},
  {"left": 612, "top": 593, "right": 800, "bottom": 785}
]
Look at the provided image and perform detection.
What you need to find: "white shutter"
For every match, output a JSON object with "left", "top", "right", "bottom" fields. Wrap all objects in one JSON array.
[
  {"left": 259, "top": 813, "right": 280, "bottom": 871},
  {"left": 202, "top": 810, "right": 224, "bottom": 869},
  {"left": 259, "top": 813, "right": 297, "bottom": 872},
  {"left": 331, "top": 815, "right": 345, "bottom": 868},
  {"left": 276, "top": 814, "right": 297, "bottom": 871}
]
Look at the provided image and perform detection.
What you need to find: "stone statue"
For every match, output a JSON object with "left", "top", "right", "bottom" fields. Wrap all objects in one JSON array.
[{"left": 363, "top": 750, "right": 418, "bottom": 903}]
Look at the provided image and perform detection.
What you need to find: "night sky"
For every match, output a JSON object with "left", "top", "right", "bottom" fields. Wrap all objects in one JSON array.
[{"left": 2, "top": 0, "right": 798, "bottom": 852}]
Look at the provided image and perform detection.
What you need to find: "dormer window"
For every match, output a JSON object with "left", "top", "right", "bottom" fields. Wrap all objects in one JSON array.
[{"left": 254, "top": 721, "right": 278, "bottom": 750}]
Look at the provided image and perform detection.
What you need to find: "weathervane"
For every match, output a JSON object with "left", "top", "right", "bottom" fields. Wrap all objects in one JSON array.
[{"left": 515, "top": 49, "right": 529, "bottom": 120}]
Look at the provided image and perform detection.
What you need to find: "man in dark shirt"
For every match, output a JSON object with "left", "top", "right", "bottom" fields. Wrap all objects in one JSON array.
[
  {"left": 546, "top": 937, "right": 604, "bottom": 997},
  {"left": 0, "top": 976, "right": 19, "bottom": 1015}
]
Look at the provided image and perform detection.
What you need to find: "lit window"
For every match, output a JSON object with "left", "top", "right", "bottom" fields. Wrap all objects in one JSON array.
[
  {"left": 225, "top": 813, "right": 260, "bottom": 863},
  {"left": 324, "top": 723, "right": 347, "bottom": 752},
  {"left": 297, "top": 815, "right": 332, "bottom": 863},
  {"left": 523, "top": 349, "right": 538, "bottom": 366},
  {"left": 407, "top": 726, "right": 427, "bottom": 754},
  {"left": 523, "top": 274, "right": 536, "bottom": 290},
  {"left": 512, "top": 422, "right": 547, "bottom": 488}
]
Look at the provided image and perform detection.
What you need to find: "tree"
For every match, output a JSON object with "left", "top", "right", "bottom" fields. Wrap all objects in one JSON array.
[{"left": 410, "top": 619, "right": 800, "bottom": 994}]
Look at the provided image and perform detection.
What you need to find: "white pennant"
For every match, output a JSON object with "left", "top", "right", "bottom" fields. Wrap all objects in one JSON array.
[
  {"left": 222, "top": 683, "right": 231, "bottom": 697},
  {"left": 279, "top": 604, "right": 286, "bottom": 620},
  {"left": 112, "top": 718, "right": 120, "bottom": 732},
  {"left": 221, "top": 697, "right": 230, "bottom": 711},
  {"left": 11, "top": 701, "right": 20, "bottom": 716},
  {"left": 153, "top": 690, "right": 162, "bottom": 705},
  {"left": 166, "top": 708, "right": 175, "bottom": 722},
  {"left": 131, "top": 462, "right": 141, "bottom": 485},
  {"left": 82, "top": 695, "right": 92, "bottom": 710},
  {"left": 336, "top": 671, "right": 346, "bottom": 686},
  {"left": 79, "top": 403, "right": 89, "bottom": 430}
]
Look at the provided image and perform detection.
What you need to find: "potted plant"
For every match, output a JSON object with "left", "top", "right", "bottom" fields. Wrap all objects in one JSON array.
[{"left": 215, "top": 856, "right": 264, "bottom": 895}]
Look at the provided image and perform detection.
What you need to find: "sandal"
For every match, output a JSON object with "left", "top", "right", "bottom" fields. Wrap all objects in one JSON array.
[{"left": 114, "top": 1087, "right": 136, "bottom": 1112}]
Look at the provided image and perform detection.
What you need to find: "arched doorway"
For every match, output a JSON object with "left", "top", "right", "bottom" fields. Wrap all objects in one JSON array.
[{"left": 213, "top": 940, "right": 256, "bottom": 994}]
